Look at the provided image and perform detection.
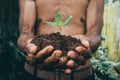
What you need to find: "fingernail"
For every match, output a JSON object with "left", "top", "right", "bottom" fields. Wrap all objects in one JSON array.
[
  {"left": 30, "top": 45, "right": 37, "bottom": 54},
  {"left": 48, "top": 46, "right": 54, "bottom": 52},
  {"left": 55, "top": 50, "right": 62, "bottom": 58},
  {"left": 85, "top": 40, "right": 89, "bottom": 46},
  {"left": 76, "top": 47, "right": 81, "bottom": 52},
  {"left": 67, "top": 51, "right": 75, "bottom": 57},
  {"left": 82, "top": 40, "right": 89, "bottom": 48},
  {"left": 67, "top": 51, "right": 71, "bottom": 56}
]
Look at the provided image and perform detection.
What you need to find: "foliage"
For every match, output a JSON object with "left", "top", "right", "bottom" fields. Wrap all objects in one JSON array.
[
  {"left": 46, "top": 12, "right": 72, "bottom": 27},
  {"left": 92, "top": 46, "right": 120, "bottom": 80},
  {"left": 105, "top": 0, "right": 120, "bottom": 4}
]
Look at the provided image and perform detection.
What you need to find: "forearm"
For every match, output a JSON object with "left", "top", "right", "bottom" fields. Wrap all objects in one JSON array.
[
  {"left": 18, "top": 0, "right": 36, "bottom": 52},
  {"left": 84, "top": 0, "right": 104, "bottom": 53},
  {"left": 19, "top": 0, "right": 36, "bottom": 36}
]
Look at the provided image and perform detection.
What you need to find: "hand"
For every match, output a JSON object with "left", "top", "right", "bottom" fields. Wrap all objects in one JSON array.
[
  {"left": 17, "top": 36, "right": 35, "bottom": 54},
  {"left": 17, "top": 36, "right": 38, "bottom": 64},
  {"left": 64, "top": 40, "right": 92, "bottom": 74},
  {"left": 26, "top": 41, "right": 64, "bottom": 68},
  {"left": 17, "top": 36, "right": 63, "bottom": 68}
]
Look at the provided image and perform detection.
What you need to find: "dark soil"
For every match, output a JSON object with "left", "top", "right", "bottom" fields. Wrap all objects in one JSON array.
[
  {"left": 31, "top": 32, "right": 81, "bottom": 56},
  {"left": 31, "top": 32, "right": 91, "bottom": 67}
]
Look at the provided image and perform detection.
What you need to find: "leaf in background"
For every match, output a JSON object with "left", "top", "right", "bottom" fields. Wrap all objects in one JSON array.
[
  {"left": 55, "top": 12, "right": 62, "bottom": 25},
  {"left": 62, "top": 16, "right": 72, "bottom": 26},
  {"left": 45, "top": 22, "right": 57, "bottom": 27}
]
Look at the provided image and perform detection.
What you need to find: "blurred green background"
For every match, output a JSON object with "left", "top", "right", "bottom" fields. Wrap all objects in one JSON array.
[{"left": 0, "top": 0, "right": 120, "bottom": 80}]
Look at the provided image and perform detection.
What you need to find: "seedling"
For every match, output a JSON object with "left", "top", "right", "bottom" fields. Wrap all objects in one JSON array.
[
  {"left": 46, "top": 12, "right": 73, "bottom": 62},
  {"left": 46, "top": 12, "right": 72, "bottom": 30}
]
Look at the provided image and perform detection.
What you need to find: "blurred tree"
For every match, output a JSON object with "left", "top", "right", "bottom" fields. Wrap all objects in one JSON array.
[{"left": 102, "top": 0, "right": 120, "bottom": 61}]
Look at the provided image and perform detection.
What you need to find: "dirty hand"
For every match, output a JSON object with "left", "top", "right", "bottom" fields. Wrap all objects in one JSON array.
[
  {"left": 17, "top": 36, "right": 63, "bottom": 68},
  {"left": 17, "top": 37, "right": 38, "bottom": 65},
  {"left": 26, "top": 40, "right": 63, "bottom": 68},
  {"left": 64, "top": 40, "right": 92, "bottom": 74}
]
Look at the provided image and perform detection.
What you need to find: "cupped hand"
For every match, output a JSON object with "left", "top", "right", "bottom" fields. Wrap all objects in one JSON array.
[
  {"left": 64, "top": 40, "right": 92, "bottom": 74},
  {"left": 26, "top": 40, "right": 64, "bottom": 68}
]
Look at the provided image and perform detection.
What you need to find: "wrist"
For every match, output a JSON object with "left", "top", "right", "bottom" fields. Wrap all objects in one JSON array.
[
  {"left": 88, "top": 36, "right": 100, "bottom": 53},
  {"left": 17, "top": 35, "right": 34, "bottom": 53},
  {"left": 73, "top": 34, "right": 100, "bottom": 53}
]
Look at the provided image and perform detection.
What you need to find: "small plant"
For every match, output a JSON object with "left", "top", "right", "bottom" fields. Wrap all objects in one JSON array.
[
  {"left": 46, "top": 12, "right": 72, "bottom": 30},
  {"left": 46, "top": 12, "right": 73, "bottom": 62}
]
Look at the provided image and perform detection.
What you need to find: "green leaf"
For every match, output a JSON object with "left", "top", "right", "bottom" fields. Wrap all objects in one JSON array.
[
  {"left": 62, "top": 16, "right": 72, "bottom": 26},
  {"left": 45, "top": 22, "right": 57, "bottom": 27},
  {"left": 55, "top": 12, "right": 62, "bottom": 24},
  {"left": 46, "top": 12, "right": 72, "bottom": 27}
]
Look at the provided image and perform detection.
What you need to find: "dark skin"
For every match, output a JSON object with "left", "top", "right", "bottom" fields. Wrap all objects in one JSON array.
[{"left": 17, "top": 0, "right": 104, "bottom": 74}]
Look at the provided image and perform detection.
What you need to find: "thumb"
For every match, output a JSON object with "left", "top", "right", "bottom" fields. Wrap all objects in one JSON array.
[
  {"left": 80, "top": 39, "right": 90, "bottom": 49},
  {"left": 26, "top": 39, "right": 38, "bottom": 55}
]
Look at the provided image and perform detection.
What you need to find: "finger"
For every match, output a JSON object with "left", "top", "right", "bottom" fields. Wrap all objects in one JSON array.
[
  {"left": 66, "top": 60, "right": 78, "bottom": 69},
  {"left": 43, "top": 50, "right": 62, "bottom": 64},
  {"left": 67, "top": 51, "right": 85, "bottom": 64},
  {"left": 81, "top": 48, "right": 92, "bottom": 58},
  {"left": 26, "top": 54, "right": 37, "bottom": 65},
  {"left": 36, "top": 45, "right": 54, "bottom": 58},
  {"left": 76, "top": 46, "right": 86, "bottom": 53},
  {"left": 87, "top": 48, "right": 92, "bottom": 58},
  {"left": 26, "top": 43, "right": 38, "bottom": 54},
  {"left": 64, "top": 69, "right": 72, "bottom": 74},
  {"left": 76, "top": 46, "right": 91, "bottom": 59},
  {"left": 67, "top": 51, "right": 79, "bottom": 61}
]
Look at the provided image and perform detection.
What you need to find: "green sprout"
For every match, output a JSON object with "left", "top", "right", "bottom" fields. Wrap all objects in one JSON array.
[
  {"left": 46, "top": 12, "right": 72, "bottom": 28},
  {"left": 45, "top": 12, "right": 72, "bottom": 60}
]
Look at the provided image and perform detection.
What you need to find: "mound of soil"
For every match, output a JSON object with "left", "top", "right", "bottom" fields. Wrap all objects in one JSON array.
[
  {"left": 31, "top": 32, "right": 91, "bottom": 67},
  {"left": 31, "top": 32, "right": 81, "bottom": 55}
]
